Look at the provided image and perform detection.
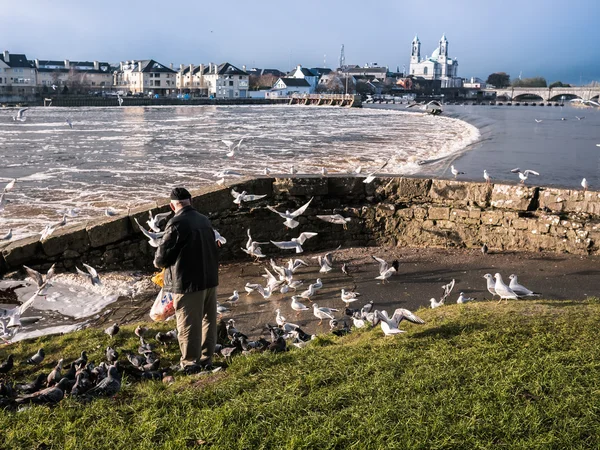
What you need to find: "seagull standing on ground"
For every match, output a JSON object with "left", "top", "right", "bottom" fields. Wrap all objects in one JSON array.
[
  {"left": 581, "top": 178, "right": 588, "bottom": 192},
  {"left": 65, "top": 118, "right": 73, "bottom": 129},
  {"left": 483, "top": 273, "right": 497, "bottom": 298},
  {"left": 508, "top": 274, "right": 541, "bottom": 297},
  {"left": 450, "top": 165, "right": 464, "bottom": 179},
  {"left": 312, "top": 304, "right": 338, "bottom": 325},
  {"left": 483, "top": 170, "right": 491, "bottom": 184},
  {"left": 457, "top": 292, "right": 475, "bottom": 304},
  {"left": 494, "top": 273, "right": 518, "bottom": 302}
]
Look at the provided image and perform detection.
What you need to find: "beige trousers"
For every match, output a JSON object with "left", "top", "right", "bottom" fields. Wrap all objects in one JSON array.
[{"left": 173, "top": 287, "right": 217, "bottom": 368}]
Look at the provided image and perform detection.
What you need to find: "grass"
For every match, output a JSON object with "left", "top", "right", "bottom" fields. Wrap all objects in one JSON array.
[{"left": 2, "top": 299, "right": 600, "bottom": 449}]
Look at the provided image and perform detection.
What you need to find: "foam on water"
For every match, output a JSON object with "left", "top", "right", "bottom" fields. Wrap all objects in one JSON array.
[{"left": 0, "top": 105, "right": 479, "bottom": 238}]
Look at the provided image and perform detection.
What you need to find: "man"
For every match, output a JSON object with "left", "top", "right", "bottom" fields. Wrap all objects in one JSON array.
[{"left": 154, "top": 187, "right": 219, "bottom": 373}]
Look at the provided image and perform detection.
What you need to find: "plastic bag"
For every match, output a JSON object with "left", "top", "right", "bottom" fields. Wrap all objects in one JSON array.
[
  {"left": 151, "top": 269, "right": 165, "bottom": 287},
  {"left": 149, "top": 289, "right": 175, "bottom": 322}
]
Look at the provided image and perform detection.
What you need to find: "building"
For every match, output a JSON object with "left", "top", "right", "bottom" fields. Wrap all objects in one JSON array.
[
  {"left": 35, "top": 59, "right": 113, "bottom": 91},
  {"left": 409, "top": 34, "right": 462, "bottom": 88},
  {"left": 266, "top": 78, "right": 311, "bottom": 98},
  {"left": 288, "top": 65, "right": 319, "bottom": 93},
  {"left": 463, "top": 77, "right": 486, "bottom": 89},
  {"left": 176, "top": 64, "right": 208, "bottom": 96},
  {"left": 344, "top": 65, "right": 388, "bottom": 81},
  {"left": 201, "top": 62, "right": 249, "bottom": 99},
  {"left": 0, "top": 51, "right": 37, "bottom": 96},
  {"left": 115, "top": 59, "right": 177, "bottom": 96}
]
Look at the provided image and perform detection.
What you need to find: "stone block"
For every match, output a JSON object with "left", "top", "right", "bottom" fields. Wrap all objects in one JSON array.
[
  {"left": 428, "top": 206, "right": 450, "bottom": 220},
  {"left": 490, "top": 184, "right": 537, "bottom": 211},
  {"left": 2, "top": 235, "right": 44, "bottom": 269},
  {"left": 376, "top": 203, "right": 396, "bottom": 217},
  {"left": 429, "top": 180, "right": 491, "bottom": 207},
  {"left": 450, "top": 209, "right": 469, "bottom": 221},
  {"left": 328, "top": 177, "right": 365, "bottom": 197},
  {"left": 413, "top": 207, "right": 427, "bottom": 220},
  {"left": 512, "top": 218, "right": 529, "bottom": 230},
  {"left": 86, "top": 216, "right": 133, "bottom": 248},
  {"left": 481, "top": 210, "right": 504, "bottom": 225},
  {"left": 41, "top": 223, "right": 90, "bottom": 257},
  {"left": 469, "top": 207, "right": 482, "bottom": 219},
  {"left": 273, "top": 177, "right": 328, "bottom": 197},
  {"left": 192, "top": 188, "right": 238, "bottom": 215},
  {"left": 395, "top": 207, "right": 413, "bottom": 219}
]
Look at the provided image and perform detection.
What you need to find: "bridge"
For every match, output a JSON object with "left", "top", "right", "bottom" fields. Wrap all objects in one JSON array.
[{"left": 483, "top": 86, "right": 600, "bottom": 102}]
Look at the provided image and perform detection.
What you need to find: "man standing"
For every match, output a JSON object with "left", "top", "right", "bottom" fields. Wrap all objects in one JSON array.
[{"left": 154, "top": 187, "right": 219, "bottom": 373}]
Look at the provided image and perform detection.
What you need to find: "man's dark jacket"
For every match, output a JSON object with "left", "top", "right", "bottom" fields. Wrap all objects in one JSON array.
[{"left": 154, "top": 205, "right": 219, "bottom": 294}]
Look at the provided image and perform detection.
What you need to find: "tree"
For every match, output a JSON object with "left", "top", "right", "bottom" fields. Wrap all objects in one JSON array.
[
  {"left": 486, "top": 72, "right": 510, "bottom": 88},
  {"left": 512, "top": 77, "right": 547, "bottom": 88},
  {"left": 549, "top": 81, "right": 571, "bottom": 88}
]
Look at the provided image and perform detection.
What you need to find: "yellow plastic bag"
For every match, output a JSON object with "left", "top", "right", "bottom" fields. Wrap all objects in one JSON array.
[{"left": 151, "top": 269, "right": 165, "bottom": 287}]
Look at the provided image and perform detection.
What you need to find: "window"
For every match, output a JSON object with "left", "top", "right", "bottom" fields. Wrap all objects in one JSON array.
[
  {"left": 424, "top": 67, "right": 428, "bottom": 75},
  {"left": 229, "top": 81, "right": 233, "bottom": 86}
]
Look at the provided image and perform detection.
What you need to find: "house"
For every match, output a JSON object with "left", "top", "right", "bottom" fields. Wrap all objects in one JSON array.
[
  {"left": 463, "top": 77, "right": 486, "bottom": 89},
  {"left": 201, "top": 62, "right": 249, "bottom": 99},
  {"left": 287, "top": 65, "right": 319, "bottom": 92},
  {"left": 266, "top": 78, "right": 311, "bottom": 98},
  {"left": 0, "top": 51, "right": 37, "bottom": 96},
  {"left": 318, "top": 73, "right": 355, "bottom": 93},
  {"left": 176, "top": 64, "right": 208, "bottom": 96},
  {"left": 344, "top": 65, "right": 389, "bottom": 81},
  {"left": 35, "top": 59, "right": 113, "bottom": 91},
  {"left": 115, "top": 59, "right": 177, "bottom": 96}
]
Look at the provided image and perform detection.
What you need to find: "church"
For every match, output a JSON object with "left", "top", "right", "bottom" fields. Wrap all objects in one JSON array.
[{"left": 409, "top": 34, "right": 462, "bottom": 88}]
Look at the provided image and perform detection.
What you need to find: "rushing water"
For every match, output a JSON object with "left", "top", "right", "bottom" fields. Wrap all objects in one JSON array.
[{"left": 0, "top": 105, "right": 479, "bottom": 240}]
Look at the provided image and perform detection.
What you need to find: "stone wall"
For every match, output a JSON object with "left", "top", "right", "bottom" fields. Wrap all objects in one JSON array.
[{"left": 1, "top": 176, "right": 599, "bottom": 275}]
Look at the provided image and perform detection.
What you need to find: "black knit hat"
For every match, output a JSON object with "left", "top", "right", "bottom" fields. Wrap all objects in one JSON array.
[{"left": 170, "top": 187, "right": 192, "bottom": 201}]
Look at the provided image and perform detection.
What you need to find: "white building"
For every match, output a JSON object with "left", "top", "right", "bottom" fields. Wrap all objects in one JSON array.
[
  {"left": 288, "top": 65, "right": 319, "bottom": 93},
  {"left": 409, "top": 34, "right": 462, "bottom": 88},
  {"left": 35, "top": 59, "right": 113, "bottom": 90},
  {"left": 0, "top": 51, "right": 37, "bottom": 96},
  {"left": 266, "top": 78, "right": 311, "bottom": 98},
  {"left": 463, "top": 77, "right": 486, "bottom": 89},
  {"left": 201, "top": 62, "right": 249, "bottom": 99},
  {"left": 115, "top": 59, "right": 177, "bottom": 96}
]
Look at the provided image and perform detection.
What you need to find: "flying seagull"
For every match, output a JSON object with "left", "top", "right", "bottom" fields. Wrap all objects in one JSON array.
[
  {"left": 134, "top": 218, "right": 165, "bottom": 247},
  {"left": 362, "top": 158, "right": 390, "bottom": 184},
  {"left": 13, "top": 108, "right": 28, "bottom": 122},
  {"left": 146, "top": 210, "right": 171, "bottom": 232},
  {"left": 222, "top": 138, "right": 244, "bottom": 158},
  {"left": 76, "top": 263, "right": 102, "bottom": 286},
  {"left": 267, "top": 197, "right": 313, "bottom": 229},
  {"left": 271, "top": 232, "right": 318, "bottom": 254},
  {"left": 231, "top": 188, "right": 267, "bottom": 207},
  {"left": 316, "top": 214, "right": 351, "bottom": 229},
  {"left": 511, "top": 168, "right": 539, "bottom": 184}
]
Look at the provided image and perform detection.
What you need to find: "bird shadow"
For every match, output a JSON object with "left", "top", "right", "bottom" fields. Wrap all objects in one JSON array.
[{"left": 411, "top": 322, "right": 487, "bottom": 340}]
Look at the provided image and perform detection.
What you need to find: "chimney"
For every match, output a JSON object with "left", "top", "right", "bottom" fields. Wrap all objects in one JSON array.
[
  {"left": 120, "top": 61, "right": 124, "bottom": 71},
  {"left": 189, "top": 64, "right": 194, "bottom": 74},
  {"left": 35, "top": 59, "right": 40, "bottom": 68},
  {"left": 138, "top": 61, "right": 142, "bottom": 72},
  {"left": 2, "top": 50, "right": 8, "bottom": 62},
  {"left": 200, "top": 64, "right": 205, "bottom": 74},
  {"left": 94, "top": 60, "right": 99, "bottom": 70},
  {"left": 180, "top": 64, "right": 184, "bottom": 72},
  {"left": 214, "top": 63, "right": 218, "bottom": 74},
  {"left": 64, "top": 60, "right": 70, "bottom": 69},
  {"left": 170, "top": 63, "right": 173, "bottom": 69},
  {"left": 242, "top": 65, "right": 246, "bottom": 71}
]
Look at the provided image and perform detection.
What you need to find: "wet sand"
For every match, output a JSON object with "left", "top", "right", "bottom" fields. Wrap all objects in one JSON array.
[{"left": 89, "top": 246, "right": 600, "bottom": 339}]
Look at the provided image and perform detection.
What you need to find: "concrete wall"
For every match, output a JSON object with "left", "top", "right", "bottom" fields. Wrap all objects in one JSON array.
[{"left": 2, "top": 176, "right": 599, "bottom": 275}]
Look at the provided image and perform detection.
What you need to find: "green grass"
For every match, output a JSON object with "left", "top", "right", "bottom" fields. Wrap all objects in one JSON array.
[{"left": 3, "top": 300, "right": 600, "bottom": 449}]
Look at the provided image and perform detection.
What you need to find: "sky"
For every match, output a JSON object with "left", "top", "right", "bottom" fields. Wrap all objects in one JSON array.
[{"left": 2, "top": 0, "right": 599, "bottom": 85}]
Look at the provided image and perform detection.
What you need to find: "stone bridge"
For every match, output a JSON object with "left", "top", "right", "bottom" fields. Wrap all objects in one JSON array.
[{"left": 483, "top": 86, "right": 600, "bottom": 102}]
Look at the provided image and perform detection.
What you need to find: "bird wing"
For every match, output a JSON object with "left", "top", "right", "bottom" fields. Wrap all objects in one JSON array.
[
  {"left": 46, "top": 263, "right": 57, "bottom": 281},
  {"left": 222, "top": 140, "right": 234, "bottom": 148},
  {"left": 524, "top": 170, "right": 540, "bottom": 176},
  {"left": 82, "top": 263, "right": 99, "bottom": 279},
  {"left": 153, "top": 211, "right": 172, "bottom": 224},
  {"left": 371, "top": 256, "right": 388, "bottom": 273},
  {"left": 296, "top": 232, "right": 318, "bottom": 245},
  {"left": 23, "top": 265, "right": 44, "bottom": 287},
  {"left": 510, "top": 168, "right": 521, "bottom": 173},
  {"left": 230, "top": 188, "right": 241, "bottom": 199},
  {"left": 271, "top": 240, "right": 297, "bottom": 249},
  {"left": 242, "top": 194, "right": 267, "bottom": 202},
  {"left": 290, "top": 197, "right": 313, "bottom": 218},
  {"left": 392, "top": 308, "right": 425, "bottom": 325},
  {"left": 266, "top": 205, "right": 287, "bottom": 218},
  {"left": 76, "top": 266, "right": 90, "bottom": 278},
  {"left": 135, "top": 218, "right": 164, "bottom": 240}
]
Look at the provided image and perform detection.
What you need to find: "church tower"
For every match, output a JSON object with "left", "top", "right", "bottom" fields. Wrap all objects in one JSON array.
[
  {"left": 410, "top": 35, "right": 420, "bottom": 65},
  {"left": 439, "top": 33, "right": 448, "bottom": 77}
]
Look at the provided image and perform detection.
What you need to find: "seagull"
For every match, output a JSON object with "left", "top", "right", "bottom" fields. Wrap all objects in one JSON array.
[
  {"left": 494, "top": 273, "right": 519, "bottom": 302},
  {"left": 483, "top": 170, "right": 491, "bottom": 184},
  {"left": 481, "top": 243, "right": 488, "bottom": 255},
  {"left": 134, "top": 218, "right": 165, "bottom": 247},
  {"left": 511, "top": 168, "right": 540, "bottom": 184},
  {"left": 299, "top": 283, "right": 317, "bottom": 301},
  {"left": 51, "top": 84, "right": 57, "bottom": 91},
  {"left": 214, "top": 169, "right": 243, "bottom": 184},
  {"left": 275, "top": 309, "right": 287, "bottom": 326},
  {"left": 147, "top": 210, "right": 171, "bottom": 232},
  {"left": 214, "top": 229, "right": 226, "bottom": 247},
  {"left": 24, "top": 264, "right": 56, "bottom": 296},
  {"left": 231, "top": 188, "right": 267, "bottom": 207},
  {"left": 76, "top": 263, "right": 102, "bottom": 286},
  {"left": 321, "top": 167, "right": 328, "bottom": 176},
  {"left": 217, "top": 302, "right": 230, "bottom": 315},
  {"left": 105, "top": 208, "right": 118, "bottom": 216},
  {"left": 58, "top": 207, "right": 80, "bottom": 218},
  {"left": 483, "top": 273, "right": 497, "bottom": 298},
  {"left": 312, "top": 303, "right": 338, "bottom": 325},
  {"left": 581, "top": 178, "right": 588, "bottom": 192},
  {"left": 429, "top": 298, "right": 444, "bottom": 308},
  {"left": 0, "top": 229, "right": 12, "bottom": 241},
  {"left": 118, "top": 96, "right": 123, "bottom": 106},
  {"left": 363, "top": 159, "right": 390, "bottom": 184},
  {"left": 576, "top": 116, "right": 585, "bottom": 120},
  {"left": 377, "top": 308, "right": 425, "bottom": 335},
  {"left": 13, "top": 108, "right": 28, "bottom": 122},
  {"left": 290, "top": 166, "right": 297, "bottom": 175},
  {"left": 66, "top": 118, "right": 73, "bottom": 129},
  {"left": 534, "top": 119, "right": 542, "bottom": 123},
  {"left": 271, "top": 232, "right": 318, "bottom": 253},
  {"left": 317, "top": 255, "right": 333, "bottom": 273},
  {"left": 4, "top": 179, "right": 16, "bottom": 192},
  {"left": 440, "top": 279, "right": 456, "bottom": 304},
  {"left": 450, "top": 165, "right": 464, "bottom": 179},
  {"left": 312, "top": 278, "right": 323, "bottom": 290},
  {"left": 508, "top": 274, "right": 541, "bottom": 297},
  {"left": 375, "top": 266, "right": 396, "bottom": 284},
  {"left": 316, "top": 214, "right": 351, "bottom": 229},
  {"left": 340, "top": 289, "right": 360, "bottom": 305},
  {"left": 267, "top": 197, "right": 313, "bottom": 229},
  {"left": 291, "top": 296, "right": 310, "bottom": 315},
  {"left": 341, "top": 263, "right": 350, "bottom": 276},
  {"left": 0, "top": 193, "right": 6, "bottom": 213},
  {"left": 39, "top": 224, "right": 56, "bottom": 242},
  {"left": 222, "top": 138, "right": 244, "bottom": 158},
  {"left": 242, "top": 229, "right": 268, "bottom": 259},
  {"left": 457, "top": 292, "right": 475, "bottom": 304},
  {"left": 228, "top": 290, "right": 239, "bottom": 306},
  {"left": 263, "top": 167, "right": 271, "bottom": 175}
]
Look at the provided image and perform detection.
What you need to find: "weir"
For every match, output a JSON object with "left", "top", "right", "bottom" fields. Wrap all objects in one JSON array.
[{"left": 1, "top": 176, "right": 598, "bottom": 275}]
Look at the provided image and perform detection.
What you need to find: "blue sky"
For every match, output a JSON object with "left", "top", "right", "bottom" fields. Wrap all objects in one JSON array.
[{"left": 2, "top": 0, "right": 599, "bottom": 84}]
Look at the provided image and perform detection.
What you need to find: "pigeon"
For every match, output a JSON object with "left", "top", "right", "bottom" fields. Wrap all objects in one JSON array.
[
  {"left": 104, "top": 323, "right": 120, "bottom": 338},
  {"left": 127, "top": 352, "right": 146, "bottom": 369},
  {"left": 106, "top": 346, "right": 119, "bottom": 363},
  {"left": 73, "top": 351, "right": 88, "bottom": 368},
  {"left": 16, "top": 378, "right": 71, "bottom": 405},
  {"left": 271, "top": 232, "right": 318, "bottom": 254},
  {"left": 47, "top": 359, "right": 64, "bottom": 386},
  {"left": 267, "top": 197, "right": 313, "bottom": 229},
  {"left": 0, "top": 355, "right": 13, "bottom": 374},
  {"left": 15, "top": 373, "right": 46, "bottom": 394},
  {"left": 155, "top": 330, "right": 178, "bottom": 346},
  {"left": 70, "top": 372, "right": 93, "bottom": 397},
  {"left": 134, "top": 325, "right": 147, "bottom": 338},
  {"left": 146, "top": 211, "right": 172, "bottom": 233},
  {"left": 508, "top": 274, "right": 541, "bottom": 297},
  {"left": 450, "top": 165, "right": 464, "bottom": 179},
  {"left": 86, "top": 366, "right": 121, "bottom": 397},
  {"left": 25, "top": 348, "right": 45, "bottom": 365},
  {"left": 76, "top": 263, "right": 102, "bottom": 285}
]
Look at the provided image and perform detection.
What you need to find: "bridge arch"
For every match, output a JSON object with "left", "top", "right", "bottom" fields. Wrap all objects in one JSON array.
[
  {"left": 513, "top": 93, "right": 544, "bottom": 102},
  {"left": 548, "top": 93, "right": 581, "bottom": 102}
]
